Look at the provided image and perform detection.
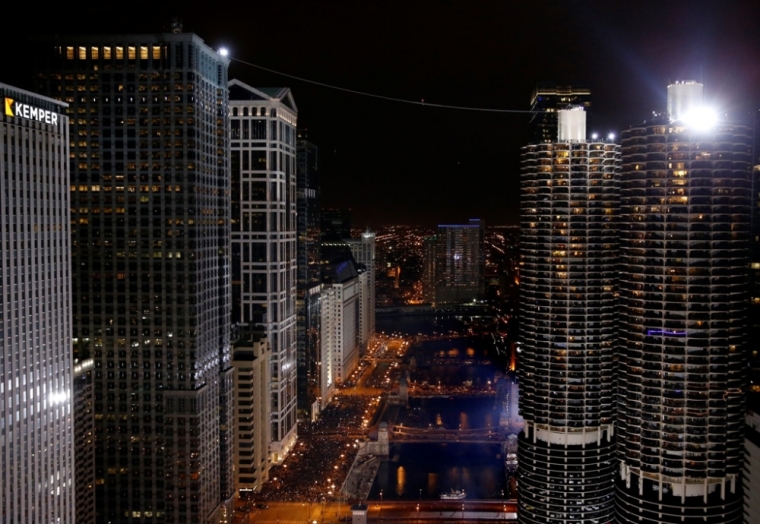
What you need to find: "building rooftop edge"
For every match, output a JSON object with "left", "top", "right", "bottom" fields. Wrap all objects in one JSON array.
[
  {"left": 0, "top": 82, "right": 68, "bottom": 108},
  {"left": 36, "top": 33, "right": 229, "bottom": 64}
]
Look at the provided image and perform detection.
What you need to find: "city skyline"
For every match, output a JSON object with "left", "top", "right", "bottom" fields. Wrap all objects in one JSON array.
[
  {"left": 3, "top": 1, "right": 760, "bottom": 226},
  {"left": 2, "top": 5, "right": 760, "bottom": 523}
]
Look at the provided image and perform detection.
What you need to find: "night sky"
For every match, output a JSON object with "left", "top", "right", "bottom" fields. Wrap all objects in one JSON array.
[{"left": 3, "top": 0, "right": 760, "bottom": 226}]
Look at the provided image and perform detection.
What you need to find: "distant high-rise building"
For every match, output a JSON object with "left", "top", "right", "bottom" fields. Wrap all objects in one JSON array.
[
  {"left": 347, "top": 231, "right": 376, "bottom": 349},
  {"left": 421, "top": 235, "right": 437, "bottom": 304},
  {"left": 232, "top": 331, "right": 271, "bottom": 495},
  {"left": 530, "top": 83, "right": 591, "bottom": 143},
  {"left": 34, "top": 34, "right": 234, "bottom": 523},
  {"left": 434, "top": 219, "right": 484, "bottom": 304},
  {"left": 296, "top": 130, "right": 321, "bottom": 417},
  {"left": 1, "top": 83, "right": 74, "bottom": 524},
  {"left": 321, "top": 256, "right": 364, "bottom": 386},
  {"left": 321, "top": 208, "right": 351, "bottom": 240},
  {"left": 518, "top": 107, "right": 620, "bottom": 524},
  {"left": 616, "top": 81, "right": 751, "bottom": 524},
  {"left": 229, "top": 80, "right": 298, "bottom": 464}
]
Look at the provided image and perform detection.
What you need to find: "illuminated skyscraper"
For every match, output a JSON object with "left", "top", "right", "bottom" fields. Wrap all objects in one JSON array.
[
  {"left": 321, "top": 255, "right": 365, "bottom": 387},
  {"left": 1, "top": 83, "right": 74, "bottom": 524},
  {"left": 34, "top": 33, "right": 234, "bottom": 523},
  {"left": 421, "top": 235, "right": 437, "bottom": 304},
  {"left": 519, "top": 108, "right": 619, "bottom": 524},
  {"left": 347, "top": 231, "right": 376, "bottom": 349},
  {"left": 616, "top": 81, "right": 751, "bottom": 523},
  {"left": 530, "top": 83, "right": 591, "bottom": 143},
  {"left": 435, "top": 219, "right": 484, "bottom": 304},
  {"left": 229, "top": 80, "right": 298, "bottom": 464}
]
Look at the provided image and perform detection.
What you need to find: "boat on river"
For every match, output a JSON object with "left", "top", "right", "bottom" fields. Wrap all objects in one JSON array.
[{"left": 440, "top": 489, "right": 466, "bottom": 500}]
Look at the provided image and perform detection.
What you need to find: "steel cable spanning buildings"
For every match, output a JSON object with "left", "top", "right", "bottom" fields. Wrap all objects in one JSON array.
[{"left": 519, "top": 108, "right": 620, "bottom": 523}]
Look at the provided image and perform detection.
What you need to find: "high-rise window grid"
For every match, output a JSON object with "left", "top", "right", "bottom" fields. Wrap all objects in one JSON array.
[
  {"left": 34, "top": 33, "right": 233, "bottom": 524},
  {"left": 229, "top": 80, "right": 298, "bottom": 465},
  {"left": 519, "top": 138, "right": 620, "bottom": 524},
  {"left": 1, "top": 82, "right": 74, "bottom": 524},
  {"left": 615, "top": 119, "right": 751, "bottom": 524}
]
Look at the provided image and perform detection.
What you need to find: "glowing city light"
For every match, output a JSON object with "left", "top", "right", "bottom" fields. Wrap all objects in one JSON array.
[
  {"left": 682, "top": 106, "right": 717, "bottom": 132},
  {"left": 218, "top": 47, "right": 229, "bottom": 57},
  {"left": 49, "top": 390, "right": 69, "bottom": 405}
]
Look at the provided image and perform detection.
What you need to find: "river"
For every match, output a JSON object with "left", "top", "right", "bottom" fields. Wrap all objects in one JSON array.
[{"left": 367, "top": 325, "right": 512, "bottom": 501}]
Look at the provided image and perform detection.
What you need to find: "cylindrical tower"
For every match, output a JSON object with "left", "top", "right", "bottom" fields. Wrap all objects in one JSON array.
[
  {"left": 667, "top": 80, "right": 704, "bottom": 121},
  {"left": 519, "top": 109, "right": 620, "bottom": 523},
  {"left": 616, "top": 105, "right": 751, "bottom": 522}
]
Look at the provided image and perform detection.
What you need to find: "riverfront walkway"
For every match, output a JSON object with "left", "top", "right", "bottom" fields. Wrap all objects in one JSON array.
[{"left": 235, "top": 500, "right": 518, "bottom": 523}]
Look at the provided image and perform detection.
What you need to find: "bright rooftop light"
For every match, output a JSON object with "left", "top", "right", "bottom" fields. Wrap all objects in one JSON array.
[{"left": 682, "top": 106, "right": 718, "bottom": 132}]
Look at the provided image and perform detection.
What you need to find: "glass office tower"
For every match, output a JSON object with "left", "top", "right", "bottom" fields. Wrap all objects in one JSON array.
[{"left": 34, "top": 33, "right": 234, "bottom": 523}]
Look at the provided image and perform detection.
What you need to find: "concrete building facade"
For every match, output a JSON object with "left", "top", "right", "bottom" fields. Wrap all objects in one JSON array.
[
  {"left": 616, "top": 81, "right": 751, "bottom": 524},
  {"left": 518, "top": 108, "right": 620, "bottom": 524},
  {"left": 232, "top": 332, "right": 271, "bottom": 495},
  {"left": 347, "top": 231, "right": 376, "bottom": 350},
  {"left": 229, "top": 80, "right": 298, "bottom": 464}
]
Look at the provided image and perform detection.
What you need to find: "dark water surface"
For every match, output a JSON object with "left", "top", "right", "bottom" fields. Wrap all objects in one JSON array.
[
  {"left": 368, "top": 442, "right": 506, "bottom": 501},
  {"left": 368, "top": 322, "right": 508, "bottom": 500}
]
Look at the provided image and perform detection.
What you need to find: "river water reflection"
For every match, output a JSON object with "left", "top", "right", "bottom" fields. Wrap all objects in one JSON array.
[
  {"left": 369, "top": 442, "right": 505, "bottom": 501},
  {"left": 368, "top": 324, "right": 509, "bottom": 501}
]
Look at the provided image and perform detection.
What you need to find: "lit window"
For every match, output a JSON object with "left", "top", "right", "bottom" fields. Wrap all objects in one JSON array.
[
  {"left": 78, "top": 46, "right": 87, "bottom": 59},
  {"left": 103, "top": 47, "right": 111, "bottom": 59},
  {"left": 128, "top": 46, "right": 136, "bottom": 59}
]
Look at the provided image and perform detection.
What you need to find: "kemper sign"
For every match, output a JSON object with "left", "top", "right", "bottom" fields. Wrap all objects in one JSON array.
[{"left": 4, "top": 97, "right": 59, "bottom": 125}]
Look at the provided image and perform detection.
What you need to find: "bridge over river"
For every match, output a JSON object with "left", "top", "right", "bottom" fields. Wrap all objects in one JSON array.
[{"left": 389, "top": 424, "right": 509, "bottom": 444}]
